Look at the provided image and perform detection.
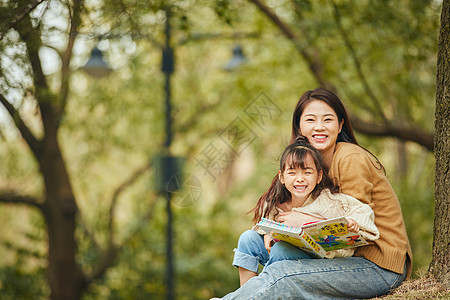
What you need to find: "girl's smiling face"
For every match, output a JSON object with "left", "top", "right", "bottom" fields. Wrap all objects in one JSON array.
[
  {"left": 279, "top": 153, "right": 323, "bottom": 207},
  {"left": 299, "top": 100, "right": 343, "bottom": 163}
]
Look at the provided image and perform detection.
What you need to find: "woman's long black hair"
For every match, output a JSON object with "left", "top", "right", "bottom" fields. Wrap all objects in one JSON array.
[{"left": 291, "top": 87, "right": 384, "bottom": 172}]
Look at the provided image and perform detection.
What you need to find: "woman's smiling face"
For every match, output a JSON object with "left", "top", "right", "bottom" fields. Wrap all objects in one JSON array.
[{"left": 299, "top": 100, "right": 343, "bottom": 160}]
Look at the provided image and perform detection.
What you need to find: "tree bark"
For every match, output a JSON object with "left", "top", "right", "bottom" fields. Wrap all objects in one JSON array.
[
  {"left": 40, "top": 106, "right": 85, "bottom": 300},
  {"left": 12, "top": 7, "right": 87, "bottom": 300},
  {"left": 430, "top": 0, "right": 450, "bottom": 287}
]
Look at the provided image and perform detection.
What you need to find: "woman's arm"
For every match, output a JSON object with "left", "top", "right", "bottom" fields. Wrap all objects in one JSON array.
[
  {"left": 275, "top": 211, "right": 325, "bottom": 228},
  {"left": 333, "top": 152, "right": 374, "bottom": 205}
]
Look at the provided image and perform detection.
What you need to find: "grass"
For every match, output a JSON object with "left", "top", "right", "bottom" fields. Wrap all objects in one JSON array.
[{"left": 377, "top": 272, "right": 450, "bottom": 299}]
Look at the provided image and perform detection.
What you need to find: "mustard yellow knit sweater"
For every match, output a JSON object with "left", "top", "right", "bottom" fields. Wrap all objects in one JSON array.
[{"left": 329, "top": 142, "right": 413, "bottom": 278}]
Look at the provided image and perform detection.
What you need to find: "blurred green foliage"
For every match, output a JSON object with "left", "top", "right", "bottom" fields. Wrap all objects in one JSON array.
[{"left": 0, "top": 0, "right": 441, "bottom": 299}]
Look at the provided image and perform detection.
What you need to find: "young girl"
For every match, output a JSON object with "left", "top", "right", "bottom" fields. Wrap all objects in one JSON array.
[{"left": 232, "top": 136, "right": 379, "bottom": 286}]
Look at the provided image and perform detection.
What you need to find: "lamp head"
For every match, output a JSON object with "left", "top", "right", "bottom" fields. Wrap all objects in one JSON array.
[
  {"left": 80, "top": 47, "right": 112, "bottom": 78},
  {"left": 223, "top": 45, "right": 248, "bottom": 72}
]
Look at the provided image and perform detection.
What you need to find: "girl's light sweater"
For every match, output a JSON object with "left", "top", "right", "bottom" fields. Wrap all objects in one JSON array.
[
  {"left": 293, "top": 189, "right": 379, "bottom": 258},
  {"left": 254, "top": 189, "right": 379, "bottom": 258}
]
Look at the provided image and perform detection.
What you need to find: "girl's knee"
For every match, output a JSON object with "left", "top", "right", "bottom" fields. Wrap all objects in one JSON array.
[
  {"left": 237, "top": 230, "right": 263, "bottom": 251},
  {"left": 238, "top": 230, "right": 261, "bottom": 244}
]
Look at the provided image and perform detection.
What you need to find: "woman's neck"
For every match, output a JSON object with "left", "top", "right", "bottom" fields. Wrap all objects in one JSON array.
[{"left": 321, "top": 147, "right": 335, "bottom": 170}]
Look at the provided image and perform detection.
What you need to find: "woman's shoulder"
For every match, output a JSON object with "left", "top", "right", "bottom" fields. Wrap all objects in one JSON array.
[
  {"left": 333, "top": 142, "right": 367, "bottom": 162},
  {"left": 335, "top": 142, "right": 365, "bottom": 155},
  {"left": 332, "top": 142, "right": 381, "bottom": 171}
]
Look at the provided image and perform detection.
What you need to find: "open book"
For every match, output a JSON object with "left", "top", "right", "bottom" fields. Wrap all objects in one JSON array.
[{"left": 257, "top": 217, "right": 368, "bottom": 258}]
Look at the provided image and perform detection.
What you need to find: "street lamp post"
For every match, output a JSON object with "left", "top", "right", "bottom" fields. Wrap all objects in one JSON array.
[
  {"left": 161, "top": 7, "right": 176, "bottom": 300},
  {"left": 81, "top": 14, "right": 249, "bottom": 299},
  {"left": 81, "top": 31, "right": 179, "bottom": 298}
]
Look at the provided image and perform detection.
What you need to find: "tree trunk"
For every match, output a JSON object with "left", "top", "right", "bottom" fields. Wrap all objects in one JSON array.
[
  {"left": 40, "top": 104, "right": 85, "bottom": 300},
  {"left": 430, "top": 0, "right": 450, "bottom": 287}
]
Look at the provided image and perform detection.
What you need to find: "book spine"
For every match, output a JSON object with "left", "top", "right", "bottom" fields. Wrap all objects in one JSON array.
[{"left": 260, "top": 218, "right": 300, "bottom": 234}]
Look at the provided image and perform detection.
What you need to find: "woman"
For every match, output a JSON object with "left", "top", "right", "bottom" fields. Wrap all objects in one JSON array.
[
  {"left": 233, "top": 136, "right": 380, "bottom": 286},
  {"left": 219, "top": 87, "right": 412, "bottom": 299}
]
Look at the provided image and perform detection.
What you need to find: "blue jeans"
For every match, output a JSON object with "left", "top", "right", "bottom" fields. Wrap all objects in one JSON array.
[
  {"left": 232, "top": 230, "right": 312, "bottom": 273},
  {"left": 222, "top": 256, "right": 407, "bottom": 299}
]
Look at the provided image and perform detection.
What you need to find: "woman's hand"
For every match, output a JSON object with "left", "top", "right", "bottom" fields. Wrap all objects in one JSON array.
[
  {"left": 277, "top": 202, "right": 292, "bottom": 213},
  {"left": 275, "top": 211, "right": 325, "bottom": 227},
  {"left": 264, "top": 234, "right": 275, "bottom": 253},
  {"left": 346, "top": 218, "right": 360, "bottom": 232}
]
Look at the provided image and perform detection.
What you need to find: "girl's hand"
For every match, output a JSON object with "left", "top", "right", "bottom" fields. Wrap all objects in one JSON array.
[
  {"left": 275, "top": 211, "right": 325, "bottom": 227},
  {"left": 346, "top": 218, "right": 360, "bottom": 232},
  {"left": 264, "top": 234, "right": 275, "bottom": 253}
]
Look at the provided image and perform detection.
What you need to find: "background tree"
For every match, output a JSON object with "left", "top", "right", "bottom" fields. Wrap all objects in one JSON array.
[
  {"left": 247, "top": 0, "right": 435, "bottom": 150},
  {"left": 0, "top": 1, "right": 87, "bottom": 299},
  {"left": 430, "top": 0, "right": 450, "bottom": 288}
]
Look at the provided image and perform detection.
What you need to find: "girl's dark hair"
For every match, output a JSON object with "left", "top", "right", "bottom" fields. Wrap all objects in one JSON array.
[{"left": 251, "top": 136, "right": 339, "bottom": 224}]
